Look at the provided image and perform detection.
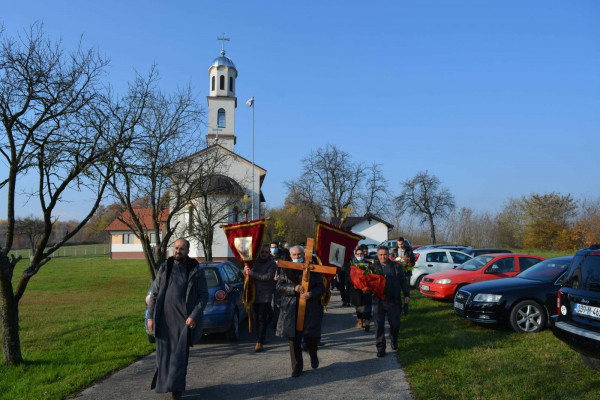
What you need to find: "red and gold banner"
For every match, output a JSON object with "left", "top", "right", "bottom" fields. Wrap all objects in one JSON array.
[
  {"left": 314, "top": 220, "right": 364, "bottom": 271},
  {"left": 222, "top": 218, "right": 267, "bottom": 322},
  {"left": 314, "top": 220, "right": 364, "bottom": 306}
]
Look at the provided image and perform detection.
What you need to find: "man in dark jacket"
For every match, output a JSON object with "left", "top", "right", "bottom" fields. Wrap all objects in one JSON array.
[
  {"left": 276, "top": 245, "right": 325, "bottom": 378},
  {"left": 270, "top": 241, "right": 291, "bottom": 328},
  {"left": 147, "top": 238, "right": 208, "bottom": 400},
  {"left": 371, "top": 246, "right": 410, "bottom": 358},
  {"left": 245, "top": 244, "right": 277, "bottom": 352}
]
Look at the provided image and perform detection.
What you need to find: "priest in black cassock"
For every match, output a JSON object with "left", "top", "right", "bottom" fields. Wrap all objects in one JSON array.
[{"left": 147, "top": 238, "right": 208, "bottom": 400}]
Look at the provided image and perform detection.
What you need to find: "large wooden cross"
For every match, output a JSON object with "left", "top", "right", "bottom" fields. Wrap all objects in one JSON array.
[{"left": 277, "top": 238, "right": 338, "bottom": 331}]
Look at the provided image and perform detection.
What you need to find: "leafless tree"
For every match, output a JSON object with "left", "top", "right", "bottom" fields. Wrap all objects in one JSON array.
[
  {"left": 184, "top": 149, "right": 246, "bottom": 261},
  {"left": 286, "top": 144, "right": 363, "bottom": 218},
  {"left": 358, "top": 162, "right": 390, "bottom": 217},
  {"left": 14, "top": 216, "right": 45, "bottom": 253},
  {"left": 107, "top": 76, "right": 205, "bottom": 280},
  {"left": 0, "top": 23, "right": 124, "bottom": 364},
  {"left": 395, "top": 171, "right": 455, "bottom": 244}
]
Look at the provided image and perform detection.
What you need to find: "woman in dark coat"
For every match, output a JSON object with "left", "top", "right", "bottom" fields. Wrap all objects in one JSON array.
[
  {"left": 344, "top": 247, "right": 373, "bottom": 331},
  {"left": 276, "top": 245, "right": 325, "bottom": 378}
]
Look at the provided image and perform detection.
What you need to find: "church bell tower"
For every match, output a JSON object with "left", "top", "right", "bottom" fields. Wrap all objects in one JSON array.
[{"left": 206, "top": 33, "right": 237, "bottom": 152}]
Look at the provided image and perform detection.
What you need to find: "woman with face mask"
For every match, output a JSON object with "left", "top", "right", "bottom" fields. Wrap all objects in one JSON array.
[{"left": 344, "top": 248, "right": 373, "bottom": 331}]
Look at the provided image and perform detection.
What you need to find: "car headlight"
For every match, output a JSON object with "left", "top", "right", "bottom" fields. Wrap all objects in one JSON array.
[
  {"left": 436, "top": 279, "right": 452, "bottom": 284},
  {"left": 473, "top": 293, "right": 502, "bottom": 303}
]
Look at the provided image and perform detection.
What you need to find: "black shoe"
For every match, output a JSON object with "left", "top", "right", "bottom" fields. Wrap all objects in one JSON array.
[
  {"left": 377, "top": 349, "right": 386, "bottom": 358},
  {"left": 171, "top": 391, "right": 182, "bottom": 400},
  {"left": 391, "top": 342, "right": 398, "bottom": 350},
  {"left": 291, "top": 368, "right": 303, "bottom": 378},
  {"left": 311, "top": 356, "right": 319, "bottom": 369}
]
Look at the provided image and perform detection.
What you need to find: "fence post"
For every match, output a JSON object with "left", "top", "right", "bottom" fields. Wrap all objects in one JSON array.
[{"left": 75, "top": 248, "right": 77, "bottom": 257}]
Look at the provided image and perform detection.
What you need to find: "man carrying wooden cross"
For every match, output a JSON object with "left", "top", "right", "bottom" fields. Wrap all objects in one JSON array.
[{"left": 276, "top": 243, "right": 336, "bottom": 378}]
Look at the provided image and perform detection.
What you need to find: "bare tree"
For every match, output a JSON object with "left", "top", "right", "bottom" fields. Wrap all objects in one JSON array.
[
  {"left": 287, "top": 144, "right": 363, "bottom": 218},
  {"left": 0, "top": 23, "right": 123, "bottom": 364},
  {"left": 184, "top": 149, "right": 246, "bottom": 261},
  {"left": 108, "top": 77, "right": 205, "bottom": 280},
  {"left": 14, "top": 216, "right": 45, "bottom": 253},
  {"left": 359, "top": 162, "right": 390, "bottom": 217},
  {"left": 395, "top": 171, "right": 455, "bottom": 244}
]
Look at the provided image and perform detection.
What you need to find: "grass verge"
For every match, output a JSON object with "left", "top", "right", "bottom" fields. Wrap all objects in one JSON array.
[
  {"left": 399, "top": 290, "right": 600, "bottom": 400},
  {"left": 0, "top": 257, "right": 154, "bottom": 400}
]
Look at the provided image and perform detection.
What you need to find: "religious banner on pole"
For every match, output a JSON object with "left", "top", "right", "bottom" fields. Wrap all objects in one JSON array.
[
  {"left": 222, "top": 218, "right": 267, "bottom": 326},
  {"left": 314, "top": 220, "right": 364, "bottom": 306}
]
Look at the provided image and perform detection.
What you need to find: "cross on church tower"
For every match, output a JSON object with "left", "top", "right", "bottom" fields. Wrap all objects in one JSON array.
[{"left": 217, "top": 33, "right": 230, "bottom": 56}]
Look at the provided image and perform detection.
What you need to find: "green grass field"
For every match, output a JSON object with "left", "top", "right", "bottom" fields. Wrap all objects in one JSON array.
[
  {"left": 400, "top": 289, "right": 600, "bottom": 400},
  {"left": 0, "top": 257, "right": 154, "bottom": 400}
]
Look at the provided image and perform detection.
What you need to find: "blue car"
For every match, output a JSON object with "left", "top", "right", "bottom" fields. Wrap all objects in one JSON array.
[{"left": 145, "top": 261, "right": 247, "bottom": 343}]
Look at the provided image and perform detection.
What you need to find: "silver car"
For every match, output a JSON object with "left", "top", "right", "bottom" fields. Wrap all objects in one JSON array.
[{"left": 409, "top": 248, "right": 473, "bottom": 288}]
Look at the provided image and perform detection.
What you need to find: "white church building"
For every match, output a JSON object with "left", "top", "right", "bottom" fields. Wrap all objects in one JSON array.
[{"left": 106, "top": 38, "right": 266, "bottom": 261}]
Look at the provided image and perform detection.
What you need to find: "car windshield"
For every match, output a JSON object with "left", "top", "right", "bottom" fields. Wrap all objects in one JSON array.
[
  {"left": 456, "top": 256, "right": 495, "bottom": 271},
  {"left": 517, "top": 258, "right": 572, "bottom": 282}
]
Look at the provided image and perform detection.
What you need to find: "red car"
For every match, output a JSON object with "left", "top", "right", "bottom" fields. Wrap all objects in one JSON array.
[{"left": 419, "top": 253, "right": 545, "bottom": 300}]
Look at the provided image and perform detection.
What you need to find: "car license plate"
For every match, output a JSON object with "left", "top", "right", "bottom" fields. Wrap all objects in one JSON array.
[
  {"left": 454, "top": 301, "right": 464, "bottom": 310},
  {"left": 574, "top": 303, "right": 600, "bottom": 319},
  {"left": 421, "top": 285, "right": 429, "bottom": 291}
]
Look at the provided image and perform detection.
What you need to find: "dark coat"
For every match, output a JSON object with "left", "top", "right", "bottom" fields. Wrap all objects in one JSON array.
[
  {"left": 148, "top": 256, "right": 209, "bottom": 345},
  {"left": 276, "top": 268, "right": 325, "bottom": 338},
  {"left": 371, "top": 259, "right": 410, "bottom": 305},
  {"left": 250, "top": 256, "right": 277, "bottom": 304}
]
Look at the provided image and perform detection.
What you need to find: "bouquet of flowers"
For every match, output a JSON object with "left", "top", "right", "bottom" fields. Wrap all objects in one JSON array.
[
  {"left": 395, "top": 256, "right": 414, "bottom": 274},
  {"left": 350, "top": 262, "right": 386, "bottom": 300}
]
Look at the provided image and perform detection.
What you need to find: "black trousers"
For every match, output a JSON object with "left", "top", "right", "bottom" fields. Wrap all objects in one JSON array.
[
  {"left": 373, "top": 298, "right": 401, "bottom": 351},
  {"left": 289, "top": 335, "right": 318, "bottom": 372},
  {"left": 251, "top": 302, "right": 272, "bottom": 344}
]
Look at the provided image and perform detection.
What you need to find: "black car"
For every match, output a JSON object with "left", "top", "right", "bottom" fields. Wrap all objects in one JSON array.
[
  {"left": 454, "top": 256, "right": 573, "bottom": 333},
  {"left": 462, "top": 248, "right": 512, "bottom": 257},
  {"left": 552, "top": 245, "right": 600, "bottom": 370}
]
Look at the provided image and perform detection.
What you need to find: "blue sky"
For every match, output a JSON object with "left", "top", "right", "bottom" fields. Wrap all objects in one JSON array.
[{"left": 1, "top": 0, "right": 599, "bottom": 220}]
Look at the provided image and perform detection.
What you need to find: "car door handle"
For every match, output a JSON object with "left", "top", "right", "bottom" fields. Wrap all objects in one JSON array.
[{"left": 427, "top": 264, "right": 433, "bottom": 267}]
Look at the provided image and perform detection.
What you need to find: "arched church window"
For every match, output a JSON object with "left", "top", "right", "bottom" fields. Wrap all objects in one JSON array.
[
  {"left": 220, "top": 75, "right": 225, "bottom": 90},
  {"left": 211, "top": 76, "right": 215, "bottom": 91},
  {"left": 229, "top": 77, "right": 234, "bottom": 92},
  {"left": 217, "top": 108, "right": 226, "bottom": 128}
]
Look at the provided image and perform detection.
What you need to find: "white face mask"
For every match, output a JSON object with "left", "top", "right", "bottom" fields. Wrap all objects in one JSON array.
[
  {"left": 355, "top": 256, "right": 364, "bottom": 262},
  {"left": 292, "top": 258, "right": 304, "bottom": 263}
]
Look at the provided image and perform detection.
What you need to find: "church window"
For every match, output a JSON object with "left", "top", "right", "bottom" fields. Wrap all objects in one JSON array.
[
  {"left": 229, "top": 77, "right": 234, "bottom": 92},
  {"left": 220, "top": 75, "right": 225, "bottom": 90},
  {"left": 217, "top": 108, "right": 226, "bottom": 128},
  {"left": 211, "top": 76, "right": 215, "bottom": 91}
]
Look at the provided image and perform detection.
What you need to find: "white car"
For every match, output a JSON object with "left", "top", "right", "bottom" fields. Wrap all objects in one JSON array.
[{"left": 409, "top": 249, "right": 473, "bottom": 288}]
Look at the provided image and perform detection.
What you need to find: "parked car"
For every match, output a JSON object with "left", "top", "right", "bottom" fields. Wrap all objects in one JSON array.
[
  {"left": 419, "top": 253, "right": 545, "bottom": 300},
  {"left": 145, "top": 260, "right": 247, "bottom": 343},
  {"left": 552, "top": 245, "right": 600, "bottom": 370},
  {"left": 409, "top": 248, "right": 473, "bottom": 288},
  {"left": 454, "top": 256, "right": 572, "bottom": 333},
  {"left": 462, "top": 248, "right": 512, "bottom": 257}
]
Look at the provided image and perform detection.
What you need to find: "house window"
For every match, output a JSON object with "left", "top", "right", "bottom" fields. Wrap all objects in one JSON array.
[
  {"left": 211, "top": 76, "right": 215, "bottom": 91},
  {"left": 122, "top": 233, "right": 134, "bottom": 244},
  {"left": 217, "top": 109, "right": 226, "bottom": 128},
  {"left": 229, "top": 77, "right": 233, "bottom": 92},
  {"left": 220, "top": 75, "right": 225, "bottom": 90},
  {"left": 149, "top": 232, "right": 157, "bottom": 243}
]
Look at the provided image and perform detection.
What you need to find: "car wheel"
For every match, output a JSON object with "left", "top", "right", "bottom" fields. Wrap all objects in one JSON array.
[
  {"left": 414, "top": 275, "right": 425, "bottom": 289},
  {"left": 581, "top": 354, "right": 600, "bottom": 371},
  {"left": 226, "top": 309, "right": 240, "bottom": 342},
  {"left": 509, "top": 300, "right": 546, "bottom": 333}
]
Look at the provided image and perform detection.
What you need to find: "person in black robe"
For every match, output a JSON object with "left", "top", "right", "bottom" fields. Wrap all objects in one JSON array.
[{"left": 147, "top": 238, "right": 208, "bottom": 400}]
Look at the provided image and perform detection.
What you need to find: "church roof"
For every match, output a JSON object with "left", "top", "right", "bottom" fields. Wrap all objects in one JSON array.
[
  {"left": 210, "top": 55, "right": 236, "bottom": 69},
  {"left": 329, "top": 213, "right": 394, "bottom": 230}
]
